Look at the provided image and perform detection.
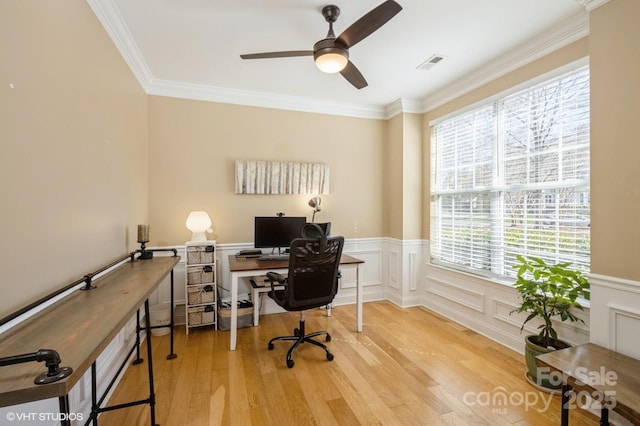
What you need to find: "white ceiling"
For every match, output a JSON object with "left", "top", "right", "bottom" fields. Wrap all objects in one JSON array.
[{"left": 90, "top": 0, "right": 595, "bottom": 118}]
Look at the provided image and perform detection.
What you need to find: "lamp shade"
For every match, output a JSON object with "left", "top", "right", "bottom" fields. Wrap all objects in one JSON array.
[
  {"left": 315, "top": 52, "right": 348, "bottom": 73},
  {"left": 309, "top": 197, "right": 322, "bottom": 222},
  {"left": 313, "top": 39, "right": 348, "bottom": 74},
  {"left": 186, "top": 211, "right": 211, "bottom": 242},
  {"left": 308, "top": 197, "right": 322, "bottom": 211}
]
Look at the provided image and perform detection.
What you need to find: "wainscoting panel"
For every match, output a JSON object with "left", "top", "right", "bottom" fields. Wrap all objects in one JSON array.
[
  {"left": 427, "top": 278, "right": 485, "bottom": 313},
  {"left": 492, "top": 298, "right": 521, "bottom": 329},
  {"left": 424, "top": 260, "right": 590, "bottom": 354},
  {"left": 384, "top": 239, "right": 425, "bottom": 307},
  {"left": 609, "top": 305, "right": 640, "bottom": 358},
  {"left": 590, "top": 274, "right": 640, "bottom": 359},
  {"left": 389, "top": 249, "right": 400, "bottom": 290}
]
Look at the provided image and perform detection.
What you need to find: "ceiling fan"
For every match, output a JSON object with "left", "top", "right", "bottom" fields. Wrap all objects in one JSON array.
[{"left": 240, "top": 1, "right": 402, "bottom": 89}]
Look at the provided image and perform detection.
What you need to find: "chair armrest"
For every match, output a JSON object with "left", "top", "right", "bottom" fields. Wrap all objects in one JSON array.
[
  {"left": 266, "top": 272, "right": 286, "bottom": 283},
  {"left": 266, "top": 272, "right": 287, "bottom": 294}
]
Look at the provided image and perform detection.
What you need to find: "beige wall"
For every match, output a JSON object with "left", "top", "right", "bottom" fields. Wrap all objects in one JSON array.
[
  {"left": 385, "top": 114, "right": 403, "bottom": 239},
  {"left": 402, "top": 113, "right": 423, "bottom": 240},
  {"left": 0, "top": 1, "right": 148, "bottom": 318},
  {"left": 589, "top": 0, "right": 640, "bottom": 280},
  {"left": 147, "top": 96, "right": 385, "bottom": 245},
  {"left": 384, "top": 112, "right": 423, "bottom": 240}
]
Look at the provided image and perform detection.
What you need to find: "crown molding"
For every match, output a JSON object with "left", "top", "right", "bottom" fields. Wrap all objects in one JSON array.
[
  {"left": 419, "top": 11, "right": 589, "bottom": 113},
  {"left": 86, "top": 0, "right": 154, "bottom": 92},
  {"left": 147, "top": 79, "right": 387, "bottom": 119},
  {"left": 89, "top": 0, "right": 590, "bottom": 120},
  {"left": 88, "top": 0, "right": 388, "bottom": 120},
  {"left": 384, "top": 98, "right": 423, "bottom": 119},
  {"left": 573, "top": 0, "right": 611, "bottom": 12}
]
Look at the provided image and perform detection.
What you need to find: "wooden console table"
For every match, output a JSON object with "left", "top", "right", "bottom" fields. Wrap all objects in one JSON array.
[
  {"left": 0, "top": 256, "right": 179, "bottom": 425},
  {"left": 536, "top": 343, "right": 640, "bottom": 426}
]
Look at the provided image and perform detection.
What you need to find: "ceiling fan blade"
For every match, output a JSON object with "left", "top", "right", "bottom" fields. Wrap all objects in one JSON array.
[
  {"left": 240, "top": 50, "right": 313, "bottom": 60},
  {"left": 336, "top": 0, "right": 402, "bottom": 49},
  {"left": 340, "top": 61, "right": 368, "bottom": 89}
]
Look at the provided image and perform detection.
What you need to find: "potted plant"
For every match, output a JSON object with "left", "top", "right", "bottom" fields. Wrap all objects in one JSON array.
[{"left": 510, "top": 255, "right": 590, "bottom": 390}]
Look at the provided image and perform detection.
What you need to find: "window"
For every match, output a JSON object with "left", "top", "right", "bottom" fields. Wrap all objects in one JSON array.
[{"left": 430, "top": 66, "right": 590, "bottom": 279}]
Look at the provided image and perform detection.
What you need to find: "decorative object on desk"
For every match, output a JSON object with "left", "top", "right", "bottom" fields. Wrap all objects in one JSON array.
[
  {"left": 186, "top": 211, "right": 212, "bottom": 242},
  {"left": 509, "top": 255, "right": 590, "bottom": 391},
  {"left": 308, "top": 196, "right": 321, "bottom": 222},
  {"left": 235, "top": 160, "right": 330, "bottom": 194},
  {"left": 137, "top": 224, "right": 153, "bottom": 259}
]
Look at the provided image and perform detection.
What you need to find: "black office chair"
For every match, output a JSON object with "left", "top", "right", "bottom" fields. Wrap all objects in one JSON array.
[
  {"left": 266, "top": 223, "right": 344, "bottom": 368},
  {"left": 311, "top": 222, "right": 331, "bottom": 236}
]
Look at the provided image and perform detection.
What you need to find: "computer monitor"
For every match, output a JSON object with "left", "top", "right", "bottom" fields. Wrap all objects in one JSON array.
[{"left": 254, "top": 216, "right": 307, "bottom": 250}]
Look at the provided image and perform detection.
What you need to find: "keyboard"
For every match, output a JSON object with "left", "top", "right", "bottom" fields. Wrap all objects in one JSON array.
[{"left": 258, "top": 254, "right": 289, "bottom": 261}]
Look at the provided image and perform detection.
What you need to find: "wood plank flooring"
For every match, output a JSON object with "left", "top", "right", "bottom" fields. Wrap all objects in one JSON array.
[{"left": 102, "top": 301, "right": 599, "bottom": 425}]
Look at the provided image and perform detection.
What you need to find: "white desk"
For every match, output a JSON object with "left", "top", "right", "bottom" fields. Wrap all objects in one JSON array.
[
  {"left": 248, "top": 276, "right": 284, "bottom": 326},
  {"left": 227, "top": 254, "right": 364, "bottom": 351}
]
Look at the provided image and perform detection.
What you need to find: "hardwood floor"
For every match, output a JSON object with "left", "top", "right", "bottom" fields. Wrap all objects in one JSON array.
[{"left": 103, "top": 301, "right": 599, "bottom": 425}]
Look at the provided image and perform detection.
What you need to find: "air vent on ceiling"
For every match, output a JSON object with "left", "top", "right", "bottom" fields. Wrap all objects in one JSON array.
[{"left": 417, "top": 54, "right": 445, "bottom": 71}]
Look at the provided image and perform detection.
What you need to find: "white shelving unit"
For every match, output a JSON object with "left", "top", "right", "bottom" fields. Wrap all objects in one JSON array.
[{"left": 184, "top": 241, "right": 217, "bottom": 334}]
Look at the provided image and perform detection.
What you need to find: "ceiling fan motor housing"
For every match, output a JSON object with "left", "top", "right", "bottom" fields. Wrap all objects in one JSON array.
[{"left": 313, "top": 39, "right": 348, "bottom": 60}]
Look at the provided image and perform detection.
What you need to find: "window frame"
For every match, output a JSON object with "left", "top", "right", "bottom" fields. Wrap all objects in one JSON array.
[{"left": 429, "top": 58, "right": 590, "bottom": 280}]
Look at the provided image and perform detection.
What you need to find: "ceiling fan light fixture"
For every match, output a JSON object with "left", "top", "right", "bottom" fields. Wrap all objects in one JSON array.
[
  {"left": 313, "top": 39, "right": 348, "bottom": 73},
  {"left": 315, "top": 51, "right": 348, "bottom": 73}
]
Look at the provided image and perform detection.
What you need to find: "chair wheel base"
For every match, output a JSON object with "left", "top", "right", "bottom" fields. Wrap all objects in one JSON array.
[{"left": 268, "top": 318, "right": 335, "bottom": 367}]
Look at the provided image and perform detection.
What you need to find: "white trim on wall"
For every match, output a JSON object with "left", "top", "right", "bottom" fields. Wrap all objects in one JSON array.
[
  {"left": 590, "top": 274, "right": 640, "bottom": 360},
  {"left": 422, "top": 245, "right": 591, "bottom": 354},
  {"left": 573, "top": 0, "right": 611, "bottom": 12}
]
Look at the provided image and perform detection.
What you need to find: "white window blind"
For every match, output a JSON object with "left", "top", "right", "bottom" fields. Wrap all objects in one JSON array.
[{"left": 431, "top": 67, "right": 590, "bottom": 278}]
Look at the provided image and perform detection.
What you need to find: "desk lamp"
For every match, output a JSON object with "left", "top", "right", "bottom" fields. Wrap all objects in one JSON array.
[
  {"left": 308, "top": 197, "right": 321, "bottom": 222},
  {"left": 186, "top": 211, "right": 212, "bottom": 242}
]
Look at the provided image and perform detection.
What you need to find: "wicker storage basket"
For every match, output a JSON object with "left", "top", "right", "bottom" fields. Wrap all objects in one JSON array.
[
  {"left": 187, "top": 285, "right": 214, "bottom": 305},
  {"left": 188, "top": 305, "right": 215, "bottom": 325},
  {"left": 186, "top": 245, "right": 215, "bottom": 264},
  {"left": 186, "top": 265, "right": 214, "bottom": 285}
]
